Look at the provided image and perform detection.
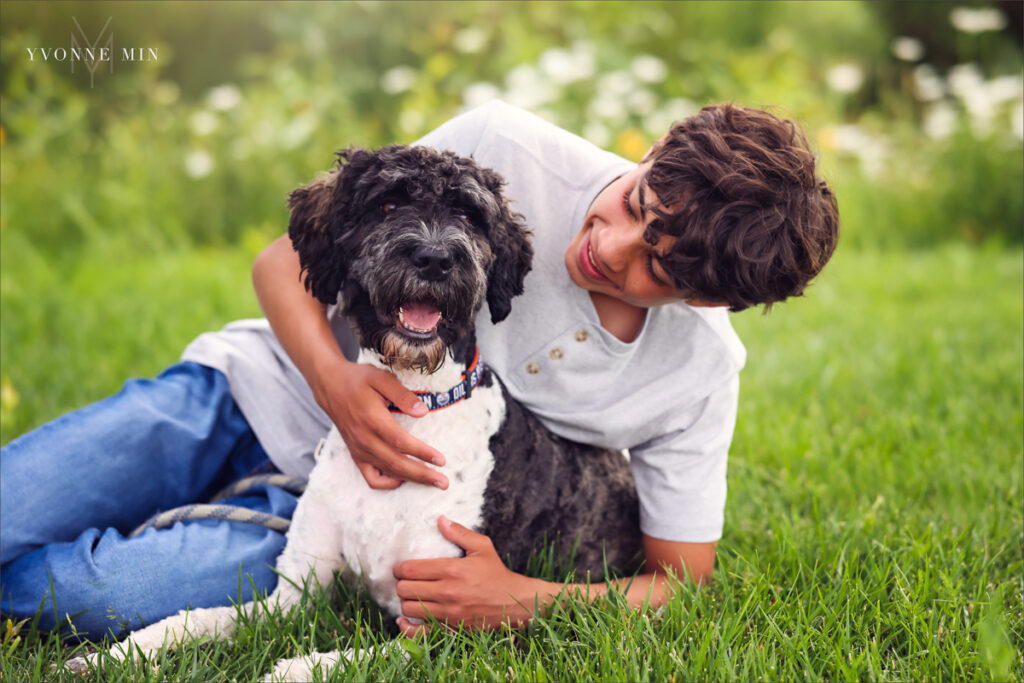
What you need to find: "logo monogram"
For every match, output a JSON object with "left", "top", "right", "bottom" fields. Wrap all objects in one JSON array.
[{"left": 71, "top": 16, "right": 113, "bottom": 88}]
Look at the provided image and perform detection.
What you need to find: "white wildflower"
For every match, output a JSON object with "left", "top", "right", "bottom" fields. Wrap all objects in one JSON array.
[
  {"left": 462, "top": 82, "right": 501, "bottom": 110},
  {"left": 856, "top": 138, "right": 888, "bottom": 179},
  {"left": 644, "top": 98, "right": 697, "bottom": 134},
  {"left": 453, "top": 27, "right": 488, "bottom": 54},
  {"left": 628, "top": 88, "right": 657, "bottom": 116},
  {"left": 891, "top": 36, "right": 925, "bottom": 62},
  {"left": 985, "top": 73, "right": 1023, "bottom": 106},
  {"left": 588, "top": 93, "right": 628, "bottom": 125},
  {"left": 950, "top": 6, "right": 1007, "bottom": 34},
  {"left": 582, "top": 121, "right": 610, "bottom": 147},
  {"left": 826, "top": 63, "right": 864, "bottom": 94},
  {"left": 398, "top": 109, "right": 425, "bottom": 135},
  {"left": 598, "top": 70, "right": 635, "bottom": 97},
  {"left": 184, "top": 149, "right": 214, "bottom": 178},
  {"left": 631, "top": 55, "right": 668, "bottom": 84},
  {"left": 912, "top": 64, "right": 945, "bottom": 101},
  {"left": 539, "top": 46, "right": 595, "bottom": 85},
  {"left": 829, "top": 124, "right": 872, "bottom": 152},
  {"left": 923, "top": 102, "right": 958, "bottom": 139},
  {"left": 381, "top": 66, "right": 417, "bottom": 95},
  {"left": 504, "top": 64, "right": 555, "bottom": 109},
  {"left": 207, "top": 84, "right": 242, "bottom": 111},
  {"left": 189, "top": 110, "right": 218, "bottom": 136},
  {"left": 947, "top": 63, "right": 985, "bottom": 98}
]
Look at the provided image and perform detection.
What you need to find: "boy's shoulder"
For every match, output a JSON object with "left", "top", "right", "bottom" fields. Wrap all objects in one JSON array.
[
  {"left": 657, "top": 303, "right": 747, "bottom": 375},
  {"left": 420, "top": 100, "right": 629, "bottom": 188}
]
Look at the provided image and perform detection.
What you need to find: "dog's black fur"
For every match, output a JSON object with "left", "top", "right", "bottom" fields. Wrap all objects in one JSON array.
[{"left": 288, "top": 144, "right": 643, "bottom": 579}]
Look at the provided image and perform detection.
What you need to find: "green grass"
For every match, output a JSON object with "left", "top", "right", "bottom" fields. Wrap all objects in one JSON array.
[{"left": 1, "top": 243, "right": 1021, "bottom": 681}]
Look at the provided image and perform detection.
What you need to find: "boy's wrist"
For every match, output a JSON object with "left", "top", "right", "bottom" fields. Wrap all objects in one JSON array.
[{"left": 307, "top": 351, "right": 353, "bottom": 407}]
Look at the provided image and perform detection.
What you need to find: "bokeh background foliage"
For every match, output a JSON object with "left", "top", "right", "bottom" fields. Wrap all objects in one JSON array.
[{"left": 1, "top": 1, "right": 1022, "bottom": 680}]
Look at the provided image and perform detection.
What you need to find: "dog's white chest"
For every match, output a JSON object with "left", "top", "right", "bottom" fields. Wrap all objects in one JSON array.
[{"left": 288, "top": 363, "right": 505, "bottom": 616}]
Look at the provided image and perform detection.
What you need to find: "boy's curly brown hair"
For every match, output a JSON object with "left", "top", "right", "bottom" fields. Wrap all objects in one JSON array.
[{"left": 644, "top": 103, "right": 839, "bottom": 312}]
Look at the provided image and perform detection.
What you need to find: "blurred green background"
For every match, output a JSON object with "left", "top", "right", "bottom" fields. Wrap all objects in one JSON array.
[{"left": 1, "top": 0, "right": 1021, "bottom": 440}]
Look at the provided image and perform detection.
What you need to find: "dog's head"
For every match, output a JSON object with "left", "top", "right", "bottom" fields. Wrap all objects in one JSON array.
[{"left": 288, "top": 145, "right": 532, "bottom": 372}]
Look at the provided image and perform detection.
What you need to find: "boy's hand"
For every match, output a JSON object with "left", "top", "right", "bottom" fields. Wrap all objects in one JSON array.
[
  {"left": 393, "top": 515, "right": 540, "bottom": 633},
  {"left": 314, "top": 359, "right": 449, "bottom": 490}
]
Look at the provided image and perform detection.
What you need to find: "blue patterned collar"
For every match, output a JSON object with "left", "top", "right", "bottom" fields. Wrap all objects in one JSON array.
[{"left": 388, "top": 346, "right": 485, "bottom": 413}]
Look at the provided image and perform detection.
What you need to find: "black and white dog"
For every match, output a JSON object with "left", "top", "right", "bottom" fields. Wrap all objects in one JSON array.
[{"left": 72, "top": 146, "right": 641, "bottom": 680}]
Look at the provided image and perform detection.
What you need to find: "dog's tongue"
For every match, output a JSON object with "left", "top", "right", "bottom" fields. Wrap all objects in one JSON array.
[{"left": 399, "top": 302, "right": 441, "bottom": 332}]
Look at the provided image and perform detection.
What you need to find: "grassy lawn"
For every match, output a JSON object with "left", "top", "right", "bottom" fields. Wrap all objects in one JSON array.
[{"left": 1, "top": 241, "right": 1021, "bottom": 681}]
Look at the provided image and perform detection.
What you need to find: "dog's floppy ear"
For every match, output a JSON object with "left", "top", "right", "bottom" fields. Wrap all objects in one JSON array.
[
  {"left": 452, "top": 161, "right": 533, "bottom": 324},
  {"left": 486, "top": 214, "right": 533, "bottom": 323},
  {"left": 288, "top": 147, "right": 377, "bottom": 304},
  {"left": 476, "top": 168, "right": 533, "bottom": 324}
]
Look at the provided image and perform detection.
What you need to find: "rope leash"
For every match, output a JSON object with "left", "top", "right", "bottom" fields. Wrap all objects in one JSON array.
[
  {"left": 209, "top": 473, "right": 308, "bottom": 501},
  {"left": 128, "top": 473, "right": 308, "bottom": 538}
]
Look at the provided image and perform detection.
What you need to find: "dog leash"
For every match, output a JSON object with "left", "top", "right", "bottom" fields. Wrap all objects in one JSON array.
[{"left": 128, "top": 473, "right": 307, "bottom": 538}]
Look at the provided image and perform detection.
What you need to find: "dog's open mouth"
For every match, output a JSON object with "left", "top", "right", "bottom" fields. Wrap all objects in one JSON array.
[{"left": 395, "top": 300, "right": 442, "bottom": 338}]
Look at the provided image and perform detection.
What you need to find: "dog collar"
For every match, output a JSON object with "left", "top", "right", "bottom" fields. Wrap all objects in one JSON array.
[{"left": 388, "top": 346, "right": 486, "bottom": 413}]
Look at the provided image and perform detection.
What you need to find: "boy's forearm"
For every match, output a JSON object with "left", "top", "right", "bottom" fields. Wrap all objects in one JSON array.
[
  {"left": 523, "top": 546, "right": 715, "bottom": 620},
  {"left": 252, "top": 234, "right": 350, "bottom": 395},
  {"left": 529, "top": 570, "right": 679, "bottom": 618}
]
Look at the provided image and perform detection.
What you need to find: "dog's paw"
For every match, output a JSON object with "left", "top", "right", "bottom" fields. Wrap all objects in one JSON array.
[
  {"left": 262, "top": 651, "right": 344, "bottom": 682},
  {"left": 62, "top": 654, "right": 93, "bottom": 676},
  {"left": 62, "top": 642, "right": 136, "bottom": 676},
  {"left": 262, "top": 656, "right": 314, "bottom": 683}
]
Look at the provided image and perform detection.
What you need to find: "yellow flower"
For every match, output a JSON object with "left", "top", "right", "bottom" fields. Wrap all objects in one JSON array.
[
  {"left": 818, "top": 126, "right": 838, "bottom": 151},
  {"left": 1, "top": 375, "right": 19, "bottom": 417},
  {"left": 614, "top": 128, "right": 650, "bottom": 162}
]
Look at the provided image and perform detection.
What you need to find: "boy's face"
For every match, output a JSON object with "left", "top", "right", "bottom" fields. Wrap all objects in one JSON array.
[{"left": 564, "top": 160, "right": 722, "bottom": 309}]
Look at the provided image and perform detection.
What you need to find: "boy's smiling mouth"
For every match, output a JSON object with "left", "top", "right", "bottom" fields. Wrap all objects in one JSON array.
[{"left": 579, "top": 234, "right": 610, "bottom": 283}]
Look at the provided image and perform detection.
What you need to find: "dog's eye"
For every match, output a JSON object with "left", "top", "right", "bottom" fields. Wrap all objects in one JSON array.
[
  {"left": 455, "top": 212, "right": 470, "bottom": 224},
  {"left": 381, "top": 202, "right": 398, "bottom": 215}
]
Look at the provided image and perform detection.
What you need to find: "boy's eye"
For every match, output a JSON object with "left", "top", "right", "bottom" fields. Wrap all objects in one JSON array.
[
  {"left": 622, "top": 188, "right": 637, "bottom": 220},
  {"left": 647, "top": 254, "right": 668, "bottom": 287}
]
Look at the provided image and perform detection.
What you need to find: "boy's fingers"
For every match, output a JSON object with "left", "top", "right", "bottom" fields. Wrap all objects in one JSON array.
[
  {"left": 354, "top": 459, "right": 403, "bottom": 490},
  {"left": 364, "top": 438, "right": 448, "bottom": 490},
  {"left": 392, "top": 430, "right": 446, "bottom": 468},
  {"left": 374, "top": 371, "right": 429, "bottom": 417},
  {"left": 396, "top": 616, "right": 431, "bottom": 638},
  {"left": 437, "top": 515, "right": 488, "bottom": 550}
]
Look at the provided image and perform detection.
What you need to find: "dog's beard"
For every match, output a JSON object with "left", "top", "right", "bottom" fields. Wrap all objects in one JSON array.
[{"left": 376, "top": 329, "right": 446, "bottom": 373}]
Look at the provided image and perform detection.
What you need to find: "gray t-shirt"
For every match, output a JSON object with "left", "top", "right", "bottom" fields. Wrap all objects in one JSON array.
[{"left": 182, "top": 100, "right": 745, "bottom": 543}]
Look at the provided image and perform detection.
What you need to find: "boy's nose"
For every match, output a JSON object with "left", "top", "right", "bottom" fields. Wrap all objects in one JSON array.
[{"left": 599, "top": 226, "right": 642, "bottom": 272}]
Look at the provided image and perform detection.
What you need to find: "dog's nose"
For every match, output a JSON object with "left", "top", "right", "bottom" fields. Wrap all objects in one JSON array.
[{"left": 411, "top": 245, "right": 454, "bottom": 280}]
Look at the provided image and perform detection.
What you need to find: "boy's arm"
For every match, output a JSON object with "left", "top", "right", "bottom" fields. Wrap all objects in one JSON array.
[
  {"left": 393, "top": 517, "right": 715, "bottom": 633},
  {"left": 252, "top": 234, "right": 449, "bottom": 489}
]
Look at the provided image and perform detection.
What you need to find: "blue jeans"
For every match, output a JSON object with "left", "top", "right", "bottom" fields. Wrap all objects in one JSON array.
[{"left": 0, "top": 362, "right": 299, "bottom": 640}]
